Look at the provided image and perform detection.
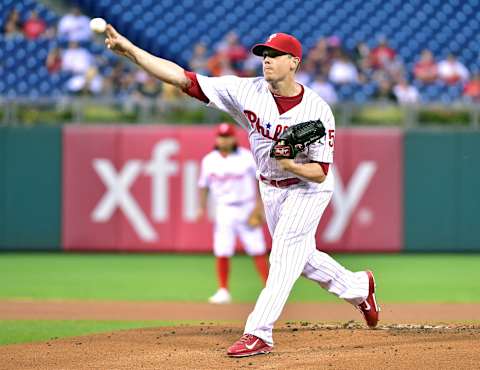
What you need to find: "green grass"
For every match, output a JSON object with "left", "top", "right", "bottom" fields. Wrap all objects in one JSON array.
[
  {"left": 0, "top": 320, "right": 181, "bottom": 345},
  {"left": 0, "top": 253, "right": 479, "bottom": 303},
  {"left": 1, "top": 253, "right": 479, "bottom": 346}
]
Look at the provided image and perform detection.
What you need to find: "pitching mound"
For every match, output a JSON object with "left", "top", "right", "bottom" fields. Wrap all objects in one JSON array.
[{"left": 1, "top": 322, "right": 479, "bottom": 369}]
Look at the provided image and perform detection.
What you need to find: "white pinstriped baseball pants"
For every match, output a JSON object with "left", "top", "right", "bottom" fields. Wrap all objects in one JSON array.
[{"left": 244, "top": 181, "right": 369, "bottom": 346}]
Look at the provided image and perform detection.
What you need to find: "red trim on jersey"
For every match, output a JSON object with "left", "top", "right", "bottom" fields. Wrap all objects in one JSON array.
[
  {"left": 311, "top": 161, "right": 330, "bottom": 175},
  {"left": 272, "top": 85, "right": 304, "bottom": 115},
  {"left": 319, "top": 162, "right": 330, "bottom": 175},
  {"left": 183, "top": 71, "right": 209, "bottom": 103}
]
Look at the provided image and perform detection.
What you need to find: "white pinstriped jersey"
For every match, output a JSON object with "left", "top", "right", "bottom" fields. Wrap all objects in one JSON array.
[
  {"left": 198, "top": 147, "right": 257, "bottom": 205},
  {"left": 196, "top": 75, "right": 336, "bottom": 191},
  {"left": 194, "top": 75, "right": 372, "bottom": 347}
]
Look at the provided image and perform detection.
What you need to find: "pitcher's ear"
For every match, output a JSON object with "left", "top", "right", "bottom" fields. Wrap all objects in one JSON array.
[{"left": 293, "top": 57, "right": 301, "bottom": 72}]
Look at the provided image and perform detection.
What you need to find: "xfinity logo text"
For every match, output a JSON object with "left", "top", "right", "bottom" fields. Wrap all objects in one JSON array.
[
  {"left": 323, "top": 161, "right": 377, "bottom": 243},
  {"left": 91, "top": 139, "right": 377, "bottom": 243},
  {"left": 91, "top": 140, "right": 198, "bottom": 241}
]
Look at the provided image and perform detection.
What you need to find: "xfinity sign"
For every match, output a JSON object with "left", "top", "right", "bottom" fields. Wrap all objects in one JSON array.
[{"left": 91, "top": 139, "right": 377, "bottom": 243}]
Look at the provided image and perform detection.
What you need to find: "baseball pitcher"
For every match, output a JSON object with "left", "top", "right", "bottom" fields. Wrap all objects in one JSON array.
[{"left": 104, "top": 26, "right": 380, "bottom": 358}]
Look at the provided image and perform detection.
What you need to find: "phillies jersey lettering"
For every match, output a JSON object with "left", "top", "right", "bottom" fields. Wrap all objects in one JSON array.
[{"left": 243, "top": 110, "right": 288, "bottom": 141}]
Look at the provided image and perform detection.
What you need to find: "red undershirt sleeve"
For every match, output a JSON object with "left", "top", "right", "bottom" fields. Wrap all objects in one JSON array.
[
  {"left": 182, "top": 70, "right": 209, "bottom": 103},
  {"left": 311, "top": 161, "right": 330, "bottom": 176}
]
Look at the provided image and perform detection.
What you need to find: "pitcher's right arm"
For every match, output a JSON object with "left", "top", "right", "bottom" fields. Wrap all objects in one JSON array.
[{"left": 104, "top": 24, "right": 190, "bottom": 90}]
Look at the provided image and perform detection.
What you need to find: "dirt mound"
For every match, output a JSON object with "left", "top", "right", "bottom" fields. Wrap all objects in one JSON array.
[{"left": 1, "top": 323, "right": 479, "bottom": 370}]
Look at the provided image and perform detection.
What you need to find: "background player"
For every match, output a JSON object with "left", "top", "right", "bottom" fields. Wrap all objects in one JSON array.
[
  {"left": 104, "top": 26, "right": 379, "bottom": 357},
  {"left": 197, "top": 122, "right": 269, "bottom": 304}
]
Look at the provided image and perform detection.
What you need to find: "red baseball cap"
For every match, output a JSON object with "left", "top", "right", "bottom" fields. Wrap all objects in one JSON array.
[
  {"left": 216, "top": 123, "right": 236, "bottom": 136},
  {"left": 252, "top": 33, "right": 302, "bottom": 61}
]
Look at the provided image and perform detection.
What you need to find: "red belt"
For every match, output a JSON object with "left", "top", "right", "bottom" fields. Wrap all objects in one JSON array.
[{"left": 260, "top": 175, "right": 301, "bottom": 188}]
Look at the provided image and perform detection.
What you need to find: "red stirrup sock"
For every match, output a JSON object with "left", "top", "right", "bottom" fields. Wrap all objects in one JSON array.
[
  {"left": 253, "top": 254, "right": 269, "bottom": 284},
  {"left": 216, "top": 257, "right": 230, "bottom": 290}
]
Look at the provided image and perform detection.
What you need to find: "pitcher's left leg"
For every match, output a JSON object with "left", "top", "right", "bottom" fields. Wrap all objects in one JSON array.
[
  {"left": 302, "top": 248, "right": 380, "bottom": 327},
  {"left": 303, "top": 249, "right": 369, "bottom": 305}
]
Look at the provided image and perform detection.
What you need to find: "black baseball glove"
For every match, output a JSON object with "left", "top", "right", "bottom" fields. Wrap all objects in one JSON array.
[{"left": 269, "top": 119, "right": 326, "bottom": 159}]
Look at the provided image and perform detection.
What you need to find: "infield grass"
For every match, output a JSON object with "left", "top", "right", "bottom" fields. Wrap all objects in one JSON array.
[
  {"left": 1, "top": 253, "right": 479, "bottom": 303},
  {"left": 0, "top": 320, "right": 187, "bottom": 345}
]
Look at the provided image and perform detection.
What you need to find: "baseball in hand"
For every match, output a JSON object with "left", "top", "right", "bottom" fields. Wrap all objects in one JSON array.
[{"left": 90, "top": 18, "right": 107, "bottom": 33}]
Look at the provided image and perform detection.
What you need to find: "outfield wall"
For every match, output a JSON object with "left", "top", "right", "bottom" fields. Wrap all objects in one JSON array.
[
  {"left": 0, "top": 125, "right": 478, "bottom": 252},
  {"left": 404, "top": 131, "right": 480, "bottom": 252},
  {"left": 0, "top": 126, "right": 62, "bottom": 250}
]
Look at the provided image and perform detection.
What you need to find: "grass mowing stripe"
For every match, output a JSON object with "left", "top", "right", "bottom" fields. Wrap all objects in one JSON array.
[
  {"left": 0, "top": 320, "right": 189, "bottom": 345},
  {"left": 0, "top": 253, "right": 479, "bottom": 302}
]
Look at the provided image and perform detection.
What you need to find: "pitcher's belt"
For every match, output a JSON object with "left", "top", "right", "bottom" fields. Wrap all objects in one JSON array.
[
  {"left": 223, "top": 198, "right": 255, "bottom": 206},
  {"left": 260, "top": 175, "right": 301, "bottom": 188}
]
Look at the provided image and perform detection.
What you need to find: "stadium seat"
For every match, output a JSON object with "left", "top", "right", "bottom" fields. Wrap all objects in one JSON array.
[{"left": 2, "top": 0, "right": 480, "bottom": 101}]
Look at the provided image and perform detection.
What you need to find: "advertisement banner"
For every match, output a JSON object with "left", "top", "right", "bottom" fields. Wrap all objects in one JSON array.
[
  {"left": 63, "top": 125, "right": 255, "bottom": 252},
  {"left": 317, "top": 128, "right": 403, "bottom": 252},
  {"left": 63, "top": 126, "right": 119, "bottom": 250},
  {"left": 63, "top": 126, "right": 402, "bottom": 252}
]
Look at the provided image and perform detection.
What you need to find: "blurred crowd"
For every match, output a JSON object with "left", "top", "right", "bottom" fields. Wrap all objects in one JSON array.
[
  {"left": 3, "top": 7, "right": 52, "bottom": 39},
  {"left": 189, "top": 33, "right": 480, "bottom": 105},
  {"left": 2, "top": 6, "right": 175, "bottom": 104},
  {"left": 3, "top": 5, "right": 480, "bottom": 104}
]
